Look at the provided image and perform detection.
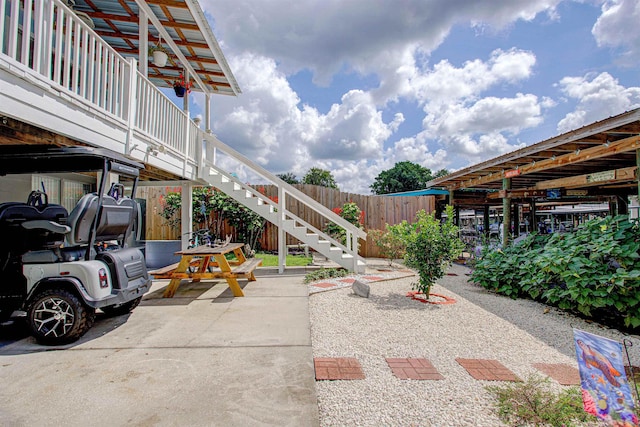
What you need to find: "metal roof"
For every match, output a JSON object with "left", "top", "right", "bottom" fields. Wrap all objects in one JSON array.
[
  {"left": 425, "top": 108, "right": 640, "bottom": 206},
  {"left": 73, "top": 0, "right": 241, "bottom": 97}
]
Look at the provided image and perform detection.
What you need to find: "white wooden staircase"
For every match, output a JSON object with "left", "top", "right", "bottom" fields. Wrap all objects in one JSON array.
[{"left": 200, "top": 134, "right": 366, "bottom": 273}]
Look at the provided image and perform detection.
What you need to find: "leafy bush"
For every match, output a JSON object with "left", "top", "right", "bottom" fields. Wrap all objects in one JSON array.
[
  {"left": 398, "top": 205, "right": 464, "bottom": 298},
  {"left": 472, "top": 215, "right": 640, "bottom": 329},
  {"left": 304, "top": 268, "right": 349, "bottom": 284},
  {"left": 487, "top": 374, "right": 596, "bottom": 427},
  {"left": 368, "top": 227, "right": 406, "bottom": 266},
  {"left": 324, "top": 202, "right": 364, "bottom": 245}
]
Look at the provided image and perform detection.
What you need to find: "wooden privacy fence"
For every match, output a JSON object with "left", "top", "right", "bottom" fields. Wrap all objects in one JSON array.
[{"left": 137, "top": 185, "right": 436, "bottom": 257}]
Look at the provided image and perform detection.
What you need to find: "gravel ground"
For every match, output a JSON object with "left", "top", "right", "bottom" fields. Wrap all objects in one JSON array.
[{"left": 309, "top": 261, "right": 640, "bottom": 427}]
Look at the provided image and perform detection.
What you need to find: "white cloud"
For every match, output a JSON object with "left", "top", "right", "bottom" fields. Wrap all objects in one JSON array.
[
  {"left": 592, "top": 0, "right": 640, "bottom": 65},
  {"left": 556, "top": 72, "right": 640, "bottom": 132},
  {"left": 200, "top": 0, "right": 640, "bottom": 194},
  {"left": 202, "top": 0, "right": 561, "bottom": 84}
]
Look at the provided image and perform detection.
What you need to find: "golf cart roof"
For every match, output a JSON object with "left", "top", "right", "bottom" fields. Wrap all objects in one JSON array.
[{"left": 0, "top": 145, "right": 143, "bottom": 178}]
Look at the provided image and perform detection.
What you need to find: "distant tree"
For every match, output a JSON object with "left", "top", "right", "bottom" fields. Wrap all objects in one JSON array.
[
  {"left": 370, "top": 161, "right": 435, "bottom": 195},
  {"left": 277, "top": 172, "right": 299, "bottom": 185},
  {"left": 434, "top": 169, "right": 449, "bottom": 178},
  {"left": 302, "top": 167, "right": 338, "bottom": 189}
]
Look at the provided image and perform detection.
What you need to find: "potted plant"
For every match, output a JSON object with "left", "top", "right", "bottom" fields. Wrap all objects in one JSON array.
[
  {"left": 148, "top": 41, "right": 172, "bottom": 67},
  {"left": 173, "top": 73, "right": 192, "bottom": 98}
]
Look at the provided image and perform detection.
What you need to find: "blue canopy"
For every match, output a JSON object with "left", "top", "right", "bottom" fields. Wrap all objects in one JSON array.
[{"left": 382, "top": 189, "right": 449, "bottom": 197}]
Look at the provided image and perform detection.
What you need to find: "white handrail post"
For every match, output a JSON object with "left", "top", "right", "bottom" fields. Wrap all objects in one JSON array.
[
  {"left": 278, "top": 186, "right": 286, "bottom": 273},
  {"left": 124, "top": 57, "right": 137, "bottom": 155},
  {"left": 181, "top": 182, "right": 193, "bottom": 251},
  {"left": 183, "top": 112, "right": 190, "bottom": 176},
  {"left": 351, "top": 232, "right": 358, "bottom": 272}
]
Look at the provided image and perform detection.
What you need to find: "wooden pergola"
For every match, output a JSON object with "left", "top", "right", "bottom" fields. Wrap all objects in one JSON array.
[{"left": 425, "top": 108, "right": 640, "bottom": 245}]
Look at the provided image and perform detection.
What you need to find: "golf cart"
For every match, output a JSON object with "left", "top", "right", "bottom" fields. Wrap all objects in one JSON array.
[{"left": 0, "top": 145, "right": 151, "bottom": 345}]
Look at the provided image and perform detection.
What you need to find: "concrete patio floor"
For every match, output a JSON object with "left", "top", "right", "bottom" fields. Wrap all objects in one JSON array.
[{"left": 0, "top": 275, "right": 319, "bottom": 427}]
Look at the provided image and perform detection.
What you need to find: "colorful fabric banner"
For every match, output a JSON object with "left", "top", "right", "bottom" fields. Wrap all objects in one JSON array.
[{"left": 574, "top": 329, "right": 638, "bottom": 426}]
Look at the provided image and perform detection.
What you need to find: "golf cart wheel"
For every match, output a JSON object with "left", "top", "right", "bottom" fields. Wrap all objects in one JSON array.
[
  {"left": 27, "top": 288, "right": 95, "bottom": 345},
  {"left": 100, "top": 296, "right": 142, "bottom": 316}
]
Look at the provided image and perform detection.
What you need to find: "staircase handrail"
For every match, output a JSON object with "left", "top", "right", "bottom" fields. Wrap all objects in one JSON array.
[
  {"left": 203, "top": 164, "right": 279, "bottom": 211},
  {"left": 202, "top": 132, "right": 367, "bottom": 240}
]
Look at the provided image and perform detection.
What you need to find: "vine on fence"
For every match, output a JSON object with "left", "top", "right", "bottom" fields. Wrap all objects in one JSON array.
[{"left": 158, "top": 186, "right": 275, "bottom": 254}]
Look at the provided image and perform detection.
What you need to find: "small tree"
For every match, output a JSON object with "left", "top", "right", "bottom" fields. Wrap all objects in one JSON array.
[
  {"left": 368, "top": 227, "right": 406, "bottom": 266},
  {"left": 302, "top": 167, "right": 339, "bottom": 189},
  {"left": 277, "top": 172, "right": 299, "bottom": 185},
  {"left": 401, "top": 205, "right": 464, "bottom": 299}
]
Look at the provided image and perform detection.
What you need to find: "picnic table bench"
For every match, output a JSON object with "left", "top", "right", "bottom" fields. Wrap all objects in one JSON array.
[{"left": 148, "top": 242, "right": 262, "bottom": 298}]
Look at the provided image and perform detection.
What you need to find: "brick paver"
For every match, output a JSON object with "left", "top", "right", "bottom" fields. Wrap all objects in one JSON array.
[
  {"left": 338, "top": 278, "right": 356, "bottom": 284},
  {"left": 314, "top": 357, "right": 365, "bottom": 380},
  {"left": 312, "top": 282, "right": 336, "bottom": 289},
  {"left": 361, "top": 275, "right": 383, "bottom": 280},
  {"left": 532, "top": 363, "right": 580, "bottom": 385},
  {"left": 456, "top": 358, "right": 520, "bottom": 381},
  {"left": 386, "top": 358, "right": 444, "bottom": 380}
]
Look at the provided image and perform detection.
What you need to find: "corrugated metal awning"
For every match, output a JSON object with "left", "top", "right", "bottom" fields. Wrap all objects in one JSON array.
[{"left": 73, "top": 0, "right": 240, "bottom": 97}]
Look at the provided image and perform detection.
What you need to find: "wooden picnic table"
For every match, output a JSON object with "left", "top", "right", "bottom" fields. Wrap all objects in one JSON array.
[{"left": 149, "top": 242, "right": 262, "bottom": 298}]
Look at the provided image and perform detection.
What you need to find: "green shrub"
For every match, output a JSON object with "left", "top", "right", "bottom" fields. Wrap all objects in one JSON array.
[
  {"left": 472, "top": 215, "right": 640, "bottom": 329},
  {"left": 368, "top": 227, "right": 406, "bottom": 266},
  {"left": 400, "top": 205, "right": 464, "bottom": 298},
  {"left": 304, "top": 268, "right": 349, "bottom": 284},
  {"left": 324, "top": 202, "right": 364, "bottom": 246},
  {"left": 487, "top": 374, "right": 596, "bottom": 427}
]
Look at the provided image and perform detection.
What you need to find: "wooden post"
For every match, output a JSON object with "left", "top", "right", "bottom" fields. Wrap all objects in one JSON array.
[
  {"left": 502, "top": 178, "right": 511, "bottom": 247},
  {"left": 530, "top": 200, "right": 536, "bottom": 233},
  {"left": 483, "top": 205, "right": 490, "bottom": 241}
]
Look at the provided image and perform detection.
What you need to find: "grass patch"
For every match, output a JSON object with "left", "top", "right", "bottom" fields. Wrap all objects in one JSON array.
[{"left": 255, "top": 252, "right": 312, "bottom": 267}]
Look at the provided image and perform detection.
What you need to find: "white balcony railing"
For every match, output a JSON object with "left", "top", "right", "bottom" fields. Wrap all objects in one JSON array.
[{"left": 2, "top": 0, "right": 188, "bottom": 153}]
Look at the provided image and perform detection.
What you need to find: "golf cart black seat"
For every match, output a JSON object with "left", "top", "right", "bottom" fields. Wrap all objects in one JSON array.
[
  {"left": 65, "top": 191, "right": 136, "bottom": 248},
  {"left": 0, "top": 201, "right": 69, "bottom": 255}
]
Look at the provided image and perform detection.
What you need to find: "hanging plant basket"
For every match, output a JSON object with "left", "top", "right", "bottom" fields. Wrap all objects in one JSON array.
[
  {"left": 406, "top": 291, "right": 456, "bottom": 305},
  {"left": 174, "top": 86, "right": 186, "bottom": 98},
  {"left": 152, "top": 50, "right": 168, "bottom": 67}
]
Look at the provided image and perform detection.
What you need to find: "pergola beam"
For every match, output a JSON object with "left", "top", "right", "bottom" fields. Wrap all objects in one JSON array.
[{"left": 456, "top": 135, "right": 640, "bottom": 190}]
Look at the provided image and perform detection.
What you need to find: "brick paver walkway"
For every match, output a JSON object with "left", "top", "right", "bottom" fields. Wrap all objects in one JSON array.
[
  {"left": 314, "top": 357, "right": 365, "bottom": 380},
  {"left": 385, "top": 358, "right": 444, "bottom": 380},
  {"left": 456, "top": 358, "right": 520, "bottom": 381},
  {"left": 314, "top": 356, "right": 581, "bottom": 385}
]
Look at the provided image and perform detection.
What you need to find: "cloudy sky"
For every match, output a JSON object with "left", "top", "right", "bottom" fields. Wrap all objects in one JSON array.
[{"left": 190, "top": 0, "right": 640, "bottom": 194}]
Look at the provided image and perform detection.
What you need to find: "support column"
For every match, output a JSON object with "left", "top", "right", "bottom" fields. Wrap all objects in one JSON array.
[
  {"left": 530, "top": 200, "right": 536, "bottom": 233},
  {"left": 139, "top": 11, "right": 148, "bottom": 76},
  {"left": 502, "top": 178, "right": 511, "bottom": 247},
  {"left": 483, "top": 205, "right": 490, "bottom": 241},
  {"left": 181, "top": 182, "right": 193, "bottom": 251},
  {"left": 183, "top": 68, "right": 190, "bottom": 113},
  {"left": 277, "top": 186, "right": 286, "bottom": 274}
]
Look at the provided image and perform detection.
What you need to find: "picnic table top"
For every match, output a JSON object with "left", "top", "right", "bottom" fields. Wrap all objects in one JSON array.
[{"left": 176, "top": 242, "right": 245, "bottom": 256}]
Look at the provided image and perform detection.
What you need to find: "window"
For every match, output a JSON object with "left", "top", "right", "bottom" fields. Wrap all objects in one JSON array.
[{"left": 32, "top": 175, "right": 91, "bottom": 211}]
